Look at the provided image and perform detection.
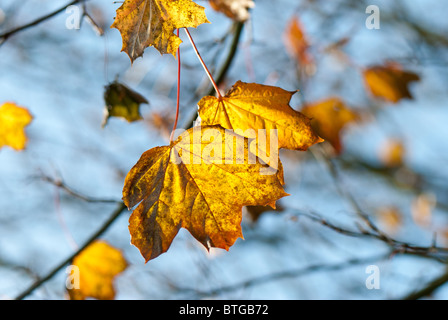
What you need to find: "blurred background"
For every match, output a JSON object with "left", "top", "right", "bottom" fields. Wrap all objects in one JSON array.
[{"left": 1, "top": 0, "right": 448, "bottom": 299}]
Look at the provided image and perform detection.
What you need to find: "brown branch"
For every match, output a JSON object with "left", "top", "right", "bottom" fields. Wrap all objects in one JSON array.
[
  {"left": 175, "top": 253, "right": 390, "bottom": 298},
  {"left": 402, "top": 269, "right": 448, "bottom": 300},
  {"left": 39, "top": 174, "right": 120, "bottom": 204},
  {"left": 14, "top": 201, "right": 127, "bottom": 300},
  {"left": 0, "top": 0, "right": 89, "bottom": 45}
]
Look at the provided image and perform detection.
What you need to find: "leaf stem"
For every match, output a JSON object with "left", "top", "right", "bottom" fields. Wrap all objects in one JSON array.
[
  {"left": 184, "top": 28, "right": 222, "bottom": 99},
  {"left": 170, "top": 29, "right": 181, "bottom": 143}
]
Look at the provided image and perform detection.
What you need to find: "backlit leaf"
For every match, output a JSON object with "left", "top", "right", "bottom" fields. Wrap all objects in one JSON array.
[
  {"left": 67, "top": 240, "right": 127, "bottom": 300},
  {"left": 197, "top": 81, "right": 323, "bottom": 153},
  {"left": 283, "top": 16, "right": 314, "bottom": 73},
  {"left": 301, "top": 98, "right": 358, "bottom": 154},
  {"left": 123, "top": 125, "right": 288, "bottom": 262},
  {"left": 363, "top": 62, "right": 420, "bottom": 103},
  {"left": 209, "top": 0, "right": 255, "bottom": 22},
  {"left": 102, "top": 81, "right": 148, "bottom": 127},
  {"left": 379, "top": 139, "right": 405, "bottom": 168},
  {"left": 0, "top": 102, "right": 33, "bottom": 151},
  {"left": 111, "top": 0, "right": 210, "bottom": 61}
]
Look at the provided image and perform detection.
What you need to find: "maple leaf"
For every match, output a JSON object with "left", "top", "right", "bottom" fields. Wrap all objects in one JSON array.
[
  {"left": 122, "top": 125, "right": 288, "bottom": 262},
  {"left": 111, "top": 0, "right": 210, "bottom": 62},
  {"left": 0, "top": 102, "right": 33, "bottom": 151},
  {"left": 363, "top": 62, "right": 420, "bottom": 103},
  {"left": 102, "top": 80, "right": 148, "bottom": 127},
  {"left": 301, "top": 98, "right": 359, "bottom": 154},
  {"left": 197, "top": 81, "right": 323, "bottom": 154},
  {"left": 67, "top": 240, "right": 127, "bottom": 300},
  {"left": 283, "top": 16, "right": 314, "bottom": 68}
]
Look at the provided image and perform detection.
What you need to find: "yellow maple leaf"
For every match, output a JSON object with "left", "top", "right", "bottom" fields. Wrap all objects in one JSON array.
[
  {"left": 301, "top": 98, "right": 359, "bottom": 154},
  {"left": 111, "top": 0, "right": 210, "bottom": 62},
  {"left": 123, "top": 125, "right": 288, "bottom": 262},
  {"left": 363, "top": 62, "right": 420, "bottom": 103},
  {"left": 197, "top": 81, "right": 323, "bottom": 154},
  {"left": 0, "top": 102, "right": 33, "bottom": 151},
  {"left": 67, "top": 240, "right": 127, "bottom": 300}
]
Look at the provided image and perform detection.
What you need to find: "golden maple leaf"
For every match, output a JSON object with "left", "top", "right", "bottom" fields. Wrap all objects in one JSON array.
[
  {"left": 0, "top": 102, "right": 33, "bottom": 151},
  {"left": 122, "top": 125, "right": 288, "bottom": 262},
  {"left": 363, "top": 62, "right": 420, "bottom": 103},
  {"left": 197, "top": 81, "right": 323, "bottom": 153},
  {"left": 111, "top": 0, "right": 210, "bottom": 62},
  {"left": 301, "top": 97, "right": 359, "bottom": 154},
  {"left": 67, "top": 240, "right": 127, "bottom": 300}
]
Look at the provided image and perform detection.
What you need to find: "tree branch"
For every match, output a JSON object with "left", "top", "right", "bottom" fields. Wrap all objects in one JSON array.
[
  {"left": 0, "top": 0, "right": 88, "bottom": 45},
  {"left": 402, "top": 269, "right": 448, "bottom": 300},
  {"left": 14, "top": 201, "right": 127, "bottom": 300}
]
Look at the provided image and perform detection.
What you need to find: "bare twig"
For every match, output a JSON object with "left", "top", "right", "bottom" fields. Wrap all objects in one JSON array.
[
  {"left": 402, "top": 269, "right": 448, "bottom": 300},
  {"left": 14, "top": 201, "right": 127, "bottom": 300},
  {"left": 175, "top": 253, "right": 390, "bottom": 298},
  {"left": 0, "top": 0, "right": 89, "bottom": 44},
  {"left": 40, "top": 174, "right": 120, "bottom": 204}
]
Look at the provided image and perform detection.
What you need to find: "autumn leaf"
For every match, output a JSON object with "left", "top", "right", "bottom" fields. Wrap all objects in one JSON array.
[
  {"left": 197, "top": 81, "right": 323, "bottom": 155},
  {"left": 376, "top": 206, "right": 402, "bottom": 234},
  {"left": 123, "top": 125, "right": 288, "bottom": 262},
  {"left": 283, "top": 16, "right": 314, "bottom": 71},
  {"left": 209, "top": 0, "right": 255, "bottom": 22},
  {"left": 111, "top": 0, "right": 210, "bottom": 61},
  {"left": 411, "top": 193, "right": 436, "bottom": 228},
  {"left": 0, "top": 102, "right": 33, "bottom": 151},
  {"left": 245, "top": 203, "right": 284, "bottom": 223},
  {"left": 67, "top": 240, "right": 127, "bottom": 300},
  {"left": 301, "top": 97, "right": 359, "bottom": 154},
  {"left": 379, "top": 139, "right": 405, "bottom": 168},
  {"left": 363, "top": 62, "right": 420, "bottom": 103},
  {"left": 102, "top": 80, "right": 148, "bottom": 127}
]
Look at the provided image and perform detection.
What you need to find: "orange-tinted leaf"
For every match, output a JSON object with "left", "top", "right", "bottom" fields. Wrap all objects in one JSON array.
[
  {"left": 376, "top": 206, "right": 402, "bottom": 234},
  {"left": 0, "top": 102, "right": 33, "bottom": 151},
  {"left": 209, "top": 0, "right": 255, "bottom": 22},
  {"left": 123, "top": 125, "right": 288, "bottom": 262},
  {"left": 111, "top": 0, "right": 210, "bottom": 61},
  {"left": 363, "top": 62, "right": 420, "bottom": 103},
  {"left": 283, "top": 16, "right": 313, "bottom": 67},
  {"left": 411, "top": 193, "right": 436, "bottom": 228},
  {"left": 245, "top": 203, "right": 284, "bottom": 222},
  {"left": 197, "top": 81, "right": 323, "bottom": 154},
  {"left": 301, "top": 98, "right": 358, "bottom": 154},
  {"left": 102, "top": 81, "right": 148, "bottom": 127},
  {"left": 379, "top": 139, "right": 405, "bottom": 168},
  {"left": 67, "top": 240, "right": 127, "bottom": 300}
]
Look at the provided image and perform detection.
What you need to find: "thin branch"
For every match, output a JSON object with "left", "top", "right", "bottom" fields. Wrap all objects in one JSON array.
[
  {"left": 0, "top": 0, "right": 88, "bottom": 44},
  {"left": 14, "top": 201, "right": 127, "bottom": 300},
  {"left": 175, "top": 254, "right": 390, "bottom": 298},
  {"left": 402, "top": 270, "right": 448, "bottom": 300},
  {"left": 40, "top": 174, "right": 120, "bottom": 204},
  {"left": 295, "top": 210, "right": 448, "bottom": 261}
]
